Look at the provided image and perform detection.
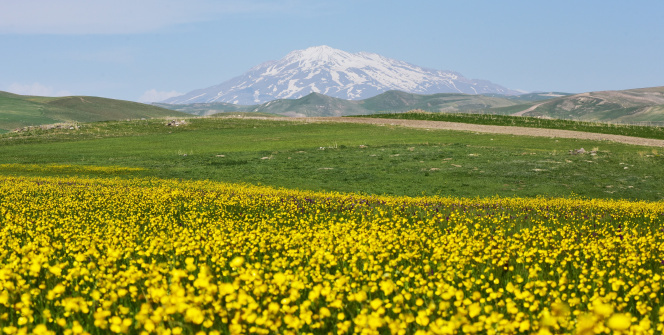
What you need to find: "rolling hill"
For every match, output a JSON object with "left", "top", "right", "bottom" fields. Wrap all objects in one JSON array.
[
  {"left": 152, "top": 101, "right": 253, "bottom": 116},
  {"left": 0, "top": 91, "right": 188, "bottom": 133},
  {"left": 159, "top": 86, "right": 664, "bottom": 123},
  {"left": 511, "top": 86, "right": 664, "bottom": 123},
  {"left": 157, "top": 90, "right": 531, "bottom": 117},
  {"left": 357, "top": 90, "right": 520, "bottom": 112}
]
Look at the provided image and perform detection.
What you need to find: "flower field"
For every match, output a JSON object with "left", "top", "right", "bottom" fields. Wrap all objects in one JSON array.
[{"left": 0, "top": 175, "right": 662, "bottom": 334}]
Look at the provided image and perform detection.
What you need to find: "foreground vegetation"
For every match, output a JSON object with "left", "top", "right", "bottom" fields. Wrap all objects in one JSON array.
[
  {"left": 357, "top": 112, "right": 664, "bottom": 140},
  {"left": 0, "top": 175, "right": 662, "bottom": 334},
  {"left": 1, "top": 117, "right": 663, "bottom": 201}
]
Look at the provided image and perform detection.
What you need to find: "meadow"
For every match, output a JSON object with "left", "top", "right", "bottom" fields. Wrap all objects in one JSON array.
[
  {"left": 0, "top": 175, "right": 662, "bottom": 334},
  {"left": 1, "top": 117, "right": 663, "bottom": 201},
  {"left": 0, "top": 116, "right": 663, "bottom": 334}
]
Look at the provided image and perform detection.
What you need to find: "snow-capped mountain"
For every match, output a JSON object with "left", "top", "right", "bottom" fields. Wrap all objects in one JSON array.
[{"left": 163, "top": 45, "right": 520, "bottom": 105}]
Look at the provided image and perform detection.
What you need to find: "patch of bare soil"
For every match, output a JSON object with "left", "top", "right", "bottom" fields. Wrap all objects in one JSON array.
[
  {"left": 227, "top": 116, "right": 664, "bottom": 147},
  {"left": 511, "top": 102, "right": 546, "bottom": 116}
]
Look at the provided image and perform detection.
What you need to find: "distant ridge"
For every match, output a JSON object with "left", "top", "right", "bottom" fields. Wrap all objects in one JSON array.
[
  {"left": 157, "top": 90, "right": 530, "bottom": 117},
  {"left": 157, "top": 86, "right": 664, "bottom": 123},
  {"left": 163, "top": 45, "right": 520, "bottom": 105},
  {"left": 0, "top": 91, "right": 187, "bottom": 132},
  {"left": 513, "top": 86, "right": 664, "bottom": 123}
]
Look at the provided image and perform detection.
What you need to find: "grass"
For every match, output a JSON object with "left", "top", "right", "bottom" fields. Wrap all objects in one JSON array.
[
  {"left": 1, "top": 116, "right": 663, "bottom": 201},
  {"left": 354, "top": 111, "right": 664, "bottom": 140},
  {"left": 0, "top": 91, "right": 188, "bottom": 132}
]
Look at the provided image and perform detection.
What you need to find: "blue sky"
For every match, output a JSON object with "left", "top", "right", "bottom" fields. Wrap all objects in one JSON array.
[{"left": 2, "top": 0, "right": 663, "bottom": 102}]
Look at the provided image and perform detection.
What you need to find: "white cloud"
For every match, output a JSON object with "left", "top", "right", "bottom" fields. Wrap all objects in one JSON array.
[
  {"left": 0, "top": 0, "right": 319, "bottom": 34},
  {"left": 138, "top": 89, "right": 183, "bottom": 103},
  {"left": 7, "top": 83, "right": 72, "bottom": 97}
]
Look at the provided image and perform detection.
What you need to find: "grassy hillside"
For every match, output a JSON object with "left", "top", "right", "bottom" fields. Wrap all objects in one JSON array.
[
  {"left": 0, "top": 91, "right": 189, "bottom": 132},
  {"left": 251, "top": 92, "right": 369, "bottom": 117},
  {"left": 1, "top": 116, "right": 662, "bottom": 200},
  {"left": 358, "top": 90, "right": 519, "bottom": 112},
  {"left": 507, "top": 92, "right": 572, "bottom": 101},
  {"left": 519, "top": 86, "right": 664, "bottom": 124},
  {"left": 153, "top": 101, "right": 256, "bottom": 116},
  {"left": 152, "top": 87, "right": 664, "bottom": 123},
  {"left": 157, "top": 90, "right": 530, "bottom": 117}
]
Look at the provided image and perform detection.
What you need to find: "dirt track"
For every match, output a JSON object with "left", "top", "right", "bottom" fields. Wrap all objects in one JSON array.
[{"left": 242, "top": 116, "right": 664, "bottom": 147}]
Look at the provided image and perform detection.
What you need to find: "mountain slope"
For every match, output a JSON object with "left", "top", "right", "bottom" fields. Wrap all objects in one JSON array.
[
  {"left": 163, "top": 45, "right": 519, "bottom": 105},
  {"left": 517, "top": 86, "right": 664, "bottom": 123},
  {"left": 251, "top": 93, "right": 368, "bottom": 117},
  {"left": 0, "top": 92, "right": 187, "bottom": 133},
  {"left": 158, "top": 86, "right": 664, "bottom": 123},
  {"left": 359, "top": 91, "right": 519, "bottom": 112},
  {"left": 157, "top": 90, "right": 528, "bottom": 117},
  {"left": 152, "top": 102, "right": 254, "bottom": 116}
]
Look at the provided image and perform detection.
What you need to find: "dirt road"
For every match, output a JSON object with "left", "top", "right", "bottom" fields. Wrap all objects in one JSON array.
[{"left": 233, "top": 116, "right": 664, "bottom": 147}]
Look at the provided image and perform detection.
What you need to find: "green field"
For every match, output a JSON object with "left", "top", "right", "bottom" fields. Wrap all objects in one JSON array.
[
  {"left": 358, "top": 112, "right": 664, "bottom": 140},
  {"left": 1, "top": 116, "right": 662, "bottom": 200}
]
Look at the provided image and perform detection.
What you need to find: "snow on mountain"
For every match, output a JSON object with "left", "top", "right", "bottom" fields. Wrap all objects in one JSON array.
[{"left": 163, "top": 45, "right": 520, "bottom": 105}]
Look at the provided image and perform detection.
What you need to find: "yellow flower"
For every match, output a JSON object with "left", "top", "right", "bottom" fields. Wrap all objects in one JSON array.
[
  {"left": 367, "top": 315, "right": 384, "bottom": 329},
  {"left": 607, "top": 314, "right": 631, "bottom": 331},
  {"left": 33, "top": 325, "right": 53, "bottom": 335},
  {"left": 415, "top": 311, "right": 429, "bottom": 326},
  {"left": 519, "top": 320, "right": 530, "bottom": 332},
  {"left": 71, "top": 321, "right": 84, "bottom": 335},
  {"left": 370, "top": 298, "right": 383, "bottom": 310},
  {"left": 273, "top": 273, "right": 287, "bottom": 286},
  {"left": 593, "top": 302, "right": 613, "bottom": 318},
  {"left": 219, "top": 283, "right": 235, "bottom": 295},
  {"left": 468, "top": 302, "right": 481, "bottom": 318},
  {"left": 185, "top": 307, "right": 205, "bottom": 325},
  {"left": 379, "top": 279, "right": 395, "bottom": 296},
  {"left": 48, "top": 266, "right": 62, "bottom": 276},
  {"left": 230, "top": 257, "right": 245, "bottom": 268},
  {"left": 319, "top": 307, "right": 331, "bottom": 318},
  {"left": 354, "top": 291, "right": 368, "bottom": 302},
  {"left": 144, "top": 320, "right": 155, "bottom": 332}
]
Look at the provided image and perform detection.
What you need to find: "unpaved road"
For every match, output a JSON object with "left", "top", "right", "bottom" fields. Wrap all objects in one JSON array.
[{"left": 234, "top": 116, "right": 664, "bottom": 147}]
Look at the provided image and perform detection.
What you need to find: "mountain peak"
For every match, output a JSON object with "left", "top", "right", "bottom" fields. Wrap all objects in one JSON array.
[
  {"left": 285, "top": 45, "right": 352, "bottom": 64},
  {"left": 163, "top": 46, "right": 519, "bottom": 105}
]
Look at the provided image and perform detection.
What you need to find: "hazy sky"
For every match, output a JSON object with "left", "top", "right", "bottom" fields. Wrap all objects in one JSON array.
[{"left": 2, "top": 0, "right": 663, "bottom": 102}]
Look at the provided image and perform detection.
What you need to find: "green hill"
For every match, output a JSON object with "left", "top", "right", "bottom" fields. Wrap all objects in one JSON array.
[
  {"left": 251, "top": 93, "right": 369, "bottom": 117},
  {"left": 157, "top": 90, "right": 529, "bottom": 117},
  {"left": 155, "top": 86, "right": 664, "bottom": 124},
  {"left": 0, "top": 92, "right": 189, "bottom": 133},
  {"left": 152, "top": 101, "right": 255, "bottom": 116},
  {"left": 359, "top": 90, "right": 519, "bottom": 112},
  {"left": 513, "top": 87, "right": 664, "bottom": 124}
]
